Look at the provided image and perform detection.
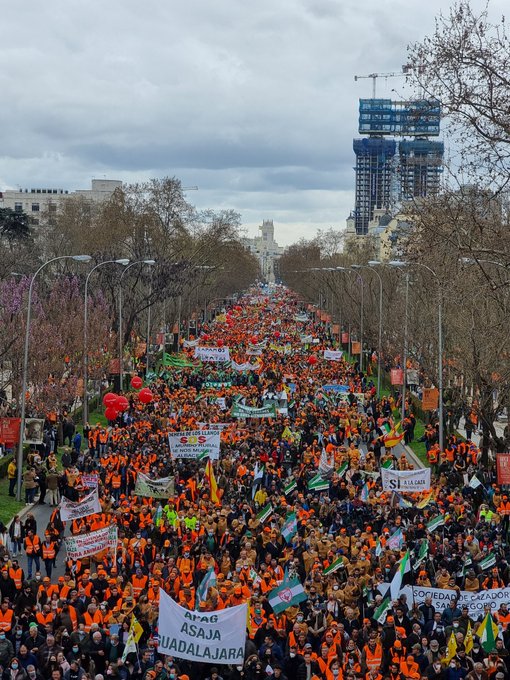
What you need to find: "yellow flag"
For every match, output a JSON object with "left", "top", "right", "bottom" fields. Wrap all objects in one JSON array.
[
  {"left": 130, "top": 615, "right": 143, "bottom": 643},
  {"left": 443, "top": 631, "right": 457, "bottom": 664},
  {"left": 464, "top": 621, "right": 473, "bottom": 654},
  {"left": 246, "top": 598, "right": 253, "bottom": 636}
]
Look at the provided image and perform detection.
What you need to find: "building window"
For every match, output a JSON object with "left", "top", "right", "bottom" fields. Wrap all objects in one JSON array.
[
  {"left": 48, "top": 203, "right": 57, "bottom": 213},
  {"left": 14, "top": 203, "right": 23, "bottom": 213},
  {"left": 32, "top": 203, "right": 40, "bottom": 212}
]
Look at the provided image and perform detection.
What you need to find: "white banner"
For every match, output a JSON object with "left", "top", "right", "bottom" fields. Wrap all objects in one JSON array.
[
  {"left": 323, "top": 349, "right": 344, "bottom": 361},
  {"left": 401, "top": 585, "right": 510, "bottom": 617},
  {"left": 81, "top": 474, "right": 99, "bottom": 489},
  {"left": 182, "top": 339, "right": 199, "bottom": 348},
  {"left": 158, "top": 589, "right": 247, "bottom": 664},
  {"left": 194, "top": 346, "right": 230, "bottom": 363},
  {"left": 134, "top": 473, "right": 175, "bottom": 498},
  {"left": 168, "top": 430, "right": 220, "bottom": 460},
  {"left": 64, "top": 525, "right": 117, "bottom": 560},
  {"left": 381, "top": 468, "right": 431, "bottom": 492},
  {"left": 231, "top": 361, "right": 258, "bottom": 371},
  {"left": 59, "top": 488, "right": 101, "bottom": 521}
]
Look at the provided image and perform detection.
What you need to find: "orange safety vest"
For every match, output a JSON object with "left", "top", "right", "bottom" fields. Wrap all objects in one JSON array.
[
  {"left": 0, "top": 609, "right": 14, "bottom": 632},
  {"left": 131, "top": 575, "right": 148, "bottom": 598},
  {"left": 42, "top": 542, "right": 56, "bottom": 560},
  {"left": 83, "top": 610, "right": 103, "bottom": 632},
  {"left": 364, "top": 643, "right": 383, "bottom": 670},
  {"left": 24, "top": 535, "right": 41, "bottom": 555},
  {"left": 9, "top": 567, "right": 23, "bottom": 590}
]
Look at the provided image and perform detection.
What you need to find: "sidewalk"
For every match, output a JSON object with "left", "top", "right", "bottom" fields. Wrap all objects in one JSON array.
[{"left": 457, "top": 418, "right": 507, "bottom": 448}]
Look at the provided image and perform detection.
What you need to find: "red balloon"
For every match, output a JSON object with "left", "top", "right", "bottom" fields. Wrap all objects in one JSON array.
[
  {"left": 250, "top": 335, "right": 258, "bottom": 344},
  {"left": 104, "top": 406, "right": 118, "bottom": 421},
  {"left": 274, "top": 331, "right": 281, "bottom": 339},
  {"left": 116, "top": 396, "right": 129, "bottom": 412},
  {"left": 102, "top": 392, "right": 117, "bottom": 407},
  {"left": 235, "top": 305, "right": 242, "bottom": 312},
  {"left": 217, "top": 339, "right": 224, "bottom": 347},
  {"left": 202, "top": 334, "right": 209, "bottom": 342},
  {"left": 138, "top": 388, "right": 153, "bottom": 404},
  {"left": 130, "top": 376, "right": 143, "bottom": 390},
  {"left": 308, "top": 355, "right": 318, "bottom": 365}
]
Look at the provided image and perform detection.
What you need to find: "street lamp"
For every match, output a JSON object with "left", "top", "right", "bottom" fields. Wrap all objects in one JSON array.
[
  {"left": 389, "top": 260, "right": 444, "bottom": 450},
  {"left": 16, "top": 254, "right": 92, "bottom": 501},
  {"left": 352, "top": 261, "right": 385, "bottom": 398},
  {"left": 351, "top": 266, "right": 365, "bottom": 372},
  {"left": 119, "top": 260, "right": 155, "bottom": 392},
  {"left": 83, "top": 259, "right": 130, "bottom": 426}
]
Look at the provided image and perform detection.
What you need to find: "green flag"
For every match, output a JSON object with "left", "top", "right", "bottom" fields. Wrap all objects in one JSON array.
[
  {"left": 476, "top": 613, "right": 499, "bottom": 652},
  {"left": 374, "top": 596, "right": 391, "bottom": 624}
]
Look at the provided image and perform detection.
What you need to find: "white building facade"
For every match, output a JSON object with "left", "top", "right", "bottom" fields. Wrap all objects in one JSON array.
[
  {"left": 243, "top": 220, "right": 284, "bottom": 283},
  {"left": 0, "top": 179, "right": 122, "bottom": 225}
]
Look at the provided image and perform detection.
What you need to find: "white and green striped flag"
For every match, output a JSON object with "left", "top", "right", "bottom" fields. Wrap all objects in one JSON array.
[
  {"left": 386, "top": 528, "right": 403, "bottom": 550},
  {"left": 195, "top": 567, "right": 217, "bottom": 609},
  {"left": 281, "top": 512, "right": 298, "bottom": 543},
  {"left": 375, "top": 538, "right": 382, "bottom": 557},
  {"left": 308, "top": 473, "right": 329, "bottom": 492},
  {"left": 426, "top": 514, "right": 444, "bottom": 533},
  {"left": 249, "top": 567, "right": 261, "bottom": 585},
  {"left": 390, "top": 550, "right": 410, "bottom": 600},
  {"left": 479, "top": 552, "right": 497, "bottom": 571},
  {"left": 197, "top": 449, "right": 210, "bottom": 461},
  {"left": 381, "top": 458, "right": 394, "bottom": 469},
  {"left": 256, "top": 503, "right": 273, "bottom": 524},
  {"left": 374, "top": 596, "right": 391, "bottom": 624},
  {"left": 469, "top": 475, "right": 482, "bottom": 489},
  {"left": 284, "top": 478, "right": 297, "bottom": 495},
  {"left": 337, "top": 461, "right": 348, "bottom": 477},
  {"left": 413, "top": 541, "right": 429, "bottom": 569},
  {"left": 268, "top": 576, "right": 307, "bottom": 614},
  {"left": 323, "top": 556, "right": 344, "bottom": 576}
]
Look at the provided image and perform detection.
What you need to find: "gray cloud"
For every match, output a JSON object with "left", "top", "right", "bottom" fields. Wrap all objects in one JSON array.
[{"left": 0, "top": 0, "right": 504, "bottom": 246}]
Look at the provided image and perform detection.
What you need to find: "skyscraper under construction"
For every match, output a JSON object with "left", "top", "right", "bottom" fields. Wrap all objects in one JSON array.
[{"left": 352, "top": 98, "right": 443, "bottom": 235}]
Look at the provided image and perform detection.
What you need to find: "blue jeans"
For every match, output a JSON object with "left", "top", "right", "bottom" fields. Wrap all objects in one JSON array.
[{"left": 27, "top": 554, "right": 40, "bottom": 578}]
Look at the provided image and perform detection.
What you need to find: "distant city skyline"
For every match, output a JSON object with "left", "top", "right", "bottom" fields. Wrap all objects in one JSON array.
[{"left": 0, "top": 0, "right": 504, "bottom": 246}]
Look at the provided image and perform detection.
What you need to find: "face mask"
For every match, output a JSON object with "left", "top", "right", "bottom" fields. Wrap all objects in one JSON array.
[
  {"left": 297, "top": 616, "right": 303, "bottom": 622},
  {"left": 35, "top": 575, "right": 41, "bottom": 581},
  {"left": 0, "top": 634, "right": 5, "bottom": 640},
  {"left": 11, "top": 664, "right": 18, "bottom": 670},
  {"left": 333, "top": 671, "right": 339, "bottom": 677},
  {"left": 73, "top": 647, "right": 79, "bottom": 653},
  {"left": 16, "top": 630, "right": 22, "bottom": 637},
  {"left": 236, "top": 666, "right": 243, "bottom": 671},
  {"left": 453, "top": 623, "right": 459, "bottom": 628},
  {"left": 450, "top": 663, "right": 456, "bottom": 669},
  {"left": 333, "top": 585, "right": 339, "bottom": 590},
  {"left": 473, "top": 647, "right": 480, "bottom": 652}
]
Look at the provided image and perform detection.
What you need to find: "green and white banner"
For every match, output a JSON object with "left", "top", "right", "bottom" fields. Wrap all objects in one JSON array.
[
  {"left": 203, "top": 380, "right": 232, "bottom": 389},
  {"left": 232, "top": 403, "right": 277, "bottom": 419},
  {"left": 134, "top": 473, "right": 175, "bottom": 498},
  {"left": 168, "top": 430, "right": 221, "bottom": 460},
  {"left": 65, "top": 525, "right": 117, "bottom": 560}
]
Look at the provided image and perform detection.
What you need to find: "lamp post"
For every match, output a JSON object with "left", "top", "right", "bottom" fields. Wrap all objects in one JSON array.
[
  {"left": 118, "top": 260, "right": 155, "bottom": 393},
  {"left": 390, "top": 260, "right": 444, "bottom": 450},
  {"left": 83, "top": 259, "right": 130, "bottom": 426},
  {"left": 350, "top": 267, "right": 365, "bottom": 372},
  {"left": 354, "top": 261, "right": 384, "bottom": 398},
  {"left": 16, "top": 254, "right": 92, "bottom": 501}
]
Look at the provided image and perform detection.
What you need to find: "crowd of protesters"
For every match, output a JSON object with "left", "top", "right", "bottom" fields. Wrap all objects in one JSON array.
[{"left": 0, "top": 287, "right": 509, "bottom": 680}]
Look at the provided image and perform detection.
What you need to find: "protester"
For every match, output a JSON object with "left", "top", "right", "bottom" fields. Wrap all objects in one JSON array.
[{"left": 1, "top": 287, "right": 509, "bottom": 680}]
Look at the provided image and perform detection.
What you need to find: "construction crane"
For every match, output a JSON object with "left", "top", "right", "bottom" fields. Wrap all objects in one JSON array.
[{"left": 354, "top": 67, "right": 410, "bottom": 99}]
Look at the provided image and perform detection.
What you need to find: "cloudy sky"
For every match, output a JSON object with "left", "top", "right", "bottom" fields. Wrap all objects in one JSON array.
[{"left": 0, "top": 0, "right": 504, "bottom": 245}]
